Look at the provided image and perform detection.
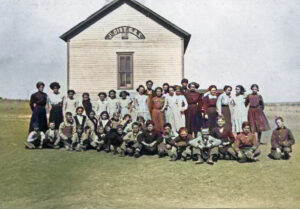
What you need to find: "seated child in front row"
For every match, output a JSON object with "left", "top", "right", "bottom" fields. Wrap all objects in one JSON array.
[
  {"left": 25, "top": 123, "right": 45, "bottom": 149},
  {"left": 121, "top": 122, "right": 142, "bottom": 157},
  {"left": 59, "top": 112, "right": 76, "bottom": 150},
  {"left": 232, "top": 122, "right": 261, "bottom": 163},
  {"left": 157, "top": 123, "right": 177, "bottom": 158},
  {"left": 269, "top": 117, "right": 295, "bottom": 160},
  {"left": 168, "top": 127, "right": 192, "bottom": 161},
  {"left": 44, "top": 122, "right": 60, "bottom": 149},
  {"left": 72, "top": 125, "right": 89, "bottom": 151}
]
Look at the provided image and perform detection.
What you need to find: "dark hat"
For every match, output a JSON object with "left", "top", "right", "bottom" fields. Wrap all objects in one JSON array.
[
  {"left": 36, "top": 81, "right": 45, "bottom": 89},
  {"left": 50, "top": 82, "right": 60, "bottom": 90}
]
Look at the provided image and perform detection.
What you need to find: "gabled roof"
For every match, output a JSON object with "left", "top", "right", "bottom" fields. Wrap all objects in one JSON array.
[{"left": 60, "top": 0, "right": 191, "bottom": 52}]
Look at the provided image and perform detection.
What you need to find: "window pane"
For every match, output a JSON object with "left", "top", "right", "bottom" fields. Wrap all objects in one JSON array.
[
  {"left": 119, "top": 56, "right": 126, "bottom": 72},
  {"left": 119, "top": 72, "right": 126, "bottom": 87},
  {"left": 125, "top": 56, "right": 131, "bottom": 72},
  {"left": 126, "top": 73, "right": 131, "bottom": 84}
]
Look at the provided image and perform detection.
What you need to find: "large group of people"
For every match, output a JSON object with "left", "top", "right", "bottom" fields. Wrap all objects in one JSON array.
[{"left": 26, "top": 79, "right": 295, "bottom": 164}]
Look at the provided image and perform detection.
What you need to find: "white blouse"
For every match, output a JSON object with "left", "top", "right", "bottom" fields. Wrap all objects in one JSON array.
[{"left": 48, "top": 92, "right": 64, "bottom": 105}]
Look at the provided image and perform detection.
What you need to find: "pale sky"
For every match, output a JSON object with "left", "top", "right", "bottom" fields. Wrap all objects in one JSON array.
[{"left": 0, "top": 0, "right": 300, "bottom": 102}]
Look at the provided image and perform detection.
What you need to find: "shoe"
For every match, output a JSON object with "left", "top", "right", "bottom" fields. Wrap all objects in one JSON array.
[
  {"left": 195, "top": 158, "right": 204, "bottom": 164},
  {"left": 25, "top": 142, "right": 35, "bottom": 149},
  {"left": 170, "top": 156, "right": 177, "bottom": 161},
  {"left": 134, "top": 151, "right": 140, "bottom": 158},
  {"left": 207, "top": 159, "right": 214, "bottom": 165}
]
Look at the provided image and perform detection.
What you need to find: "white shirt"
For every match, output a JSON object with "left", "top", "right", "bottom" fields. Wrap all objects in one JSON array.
[
  {"left": 48, "top": 92, "right": 64, "bottom": 105},
  {"left": 95, "top": 99, "right": 108, "bottom": 117}
]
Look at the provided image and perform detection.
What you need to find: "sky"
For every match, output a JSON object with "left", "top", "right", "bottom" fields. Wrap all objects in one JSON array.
[{"left": 0, "top": 0, "right": 300, "bottom": 102}]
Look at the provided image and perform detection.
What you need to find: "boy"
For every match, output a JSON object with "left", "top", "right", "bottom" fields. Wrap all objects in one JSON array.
[
  {"left": 103, "top": 125, "right": 123, "bottom": 155},
  {"left": 121, "top": 122, "right": 142, "bottom": 157},
  {"left": 157, "top": 123, "right": 177, "bottom": 158},
  {"left": 189, "top": 128, "right": 222, "bottom": 165},
  {"left": 269, "top": 117, "right": 295, "bottom": 160},
  {"left": 72, "top": 125, "right": 89, "bottom": 151},
  {"left": 92, "top": 126, "right": 106, "bottom": 151},
  {"left": 25, "top": 123, "right": 45, "bottom": 149},
  {"left": 168, "top": 127, "right": 192, "bottom": 161},
  {"left": 44, "top": 122, "right": 60, "bottom": 149},
  {"left": 74, "top": 106, "right": 88, "bottom": 128},
  {"left": 59, "top": 112, "right": 76, "bottom": 150}
]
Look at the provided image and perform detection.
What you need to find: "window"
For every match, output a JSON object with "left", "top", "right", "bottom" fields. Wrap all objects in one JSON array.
[{"left": 117, "top": 52, "right": 133, "bottom": 89}]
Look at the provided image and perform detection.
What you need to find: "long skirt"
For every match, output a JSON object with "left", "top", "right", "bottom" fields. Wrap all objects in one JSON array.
[
  {"left": 185, "top": 104, "right": 202, "bottom": 133},
  {"left": 166, "top": 108, "right": 185, "bottom": 132},
  {"left": 206, "top": 106, "right": 218, "bottom": 131},
  {"left": 151, "top": 109, "right": 165, "bottom": 133},
  {"left": 248, "top": 107, "right": 270, "bottom": 132},
  {"left": 29, "top": 106, "right": 48, "bottom": 133},
  {"left": 222, "top": 106, "right": 232, "bottom": 131},
  {"left": 49, "top": 105, "right": 63, "bottom": 129}
]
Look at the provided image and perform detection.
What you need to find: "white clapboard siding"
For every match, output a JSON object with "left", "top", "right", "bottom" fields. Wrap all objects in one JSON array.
[{"left": 69, "top": 3, "right": 184, "bottom": 99}]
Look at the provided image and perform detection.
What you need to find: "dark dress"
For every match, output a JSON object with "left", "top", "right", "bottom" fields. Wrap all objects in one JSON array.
[
  {"left": 184, "top": 90, "right": 203, "bottom": 133},
  {"left": 203, "top": 95, "right": 218, "bottom": 131},
  {"left": 82, "top": 99, "right": 93, "bottom": 116},
  {"left": 29, "top": 91, "right": 48, "bottom": 133},
  {"left": 150, "top": 96, "right": 165, "bottom": 133},
  {"left": 245, "top": 93, "right": 270, "bottom": 133}
]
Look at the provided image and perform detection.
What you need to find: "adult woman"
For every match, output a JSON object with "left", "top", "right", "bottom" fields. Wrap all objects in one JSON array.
[
  {"left": 133, "top": 85, "right": 151, "bottom": 121},
  {"left": 230, "top": 85, "right": 248, "bottom": 134},
  {"left": 203, "top": 85, "right": 219, "bottom": 131},
  {"left": 184, "top": 82, "right": 203, "bottom": 136},
  {"left": 216, "top": 85, "right": 233, "bottom": 130},
  {"left": 29, "top": 82, "right": 48, "bottom": 132},
  {"left": 175, "top": 85, "right": 188, "bottom": 129},
  {"left": 150, "top": 87, "right": 165, "bottom": 133},
  {"left": 245, "top": 84, "right": 270, "bottom": 143},
  {"left": 48, "top": 82, "right": 64, "bottom": 129}
]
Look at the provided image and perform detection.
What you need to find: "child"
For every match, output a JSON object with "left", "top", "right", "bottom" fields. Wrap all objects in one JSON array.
[
  {"left": 63, "top": 90, "right": 79, "bottom": 117},
  {"left": 118, "top": 91, "right": 132, "bottom": 117},
  {"left": 25, "top": 123, "right": 45, "bottom": 149},
  {"left": 232, "top": 122, "right": 260, "bottom": 163},
  {"left": 168, "top": 127, "right": 192, "bottom": 161},
  {"left": 269, "top": 117, "right": 295, "bottom": 160},
  {"left": 136, "top": 116, "right": 146, "bottom": 132},
  {"left": 111, "top": 112, "right": 121, "bottom": 130},
  {"left": 121, "top": 122, "right": 142, "bottom": 157},
  {"left": 48, "top": 82, "right": 64, "bottom": 129},
  {"left": 95, "top": 92, "right": 108, "bottom": 118},
  {"left": 157, "top": 123, "right": 177, "bottom": 158},
  {"left": 93, "top": 126, "right": 106, "bottom": 151},
  {"left": 74, "top": 106, "right": 88, "bottom": 128},
  {"left": 107, "top": 90, "right": 119, "bottom": 117},
  {"left": 121, "top": 114, "right": 133, "bottom": 133},
  {"left": 72, "top": 125, "right": 89, "bottom": 151},
  {"left": 103, "top": 125, "right": 123, "bottom": 154},
  {"left": 87, "top": 110, "right": 98, "bottom": 132},
  {"left": 99, "top": 111, "right": 111, "bottom": 128},
  {"left": 81, "top": 92, "right": 93, "bottom": 116},
  {"left": 59, "top": 112, "right": 76, "bottom": 150},
  {"left": 44, "top": 122, "right": 60, "bottom": 149},
  {"left": 137, "top": 120, "right": 162, "bottom": 156},
  {"left": 189, "top": 128, "right": 222, "bottom": 165}
]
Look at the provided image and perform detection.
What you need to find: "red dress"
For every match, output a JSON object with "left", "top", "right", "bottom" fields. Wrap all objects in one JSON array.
[
  {"left": 184, "top": 91, "right": 203, "bottom": 133},
  {"left": 203, "top": 95, "right": 218, "bottom": 131},
  {"left": 245, "top": 94, "right": 270, "bottom": 133},
  {"left": 151, "top": 96, "right": 165, "bottom": 133}
]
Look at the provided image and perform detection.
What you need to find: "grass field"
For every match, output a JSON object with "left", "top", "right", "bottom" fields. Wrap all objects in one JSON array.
[{"left": 0, "top": 100, "right": 299, "bottom": 209}]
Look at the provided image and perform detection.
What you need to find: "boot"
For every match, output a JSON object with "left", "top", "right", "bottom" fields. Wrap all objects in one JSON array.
[{"left": 134, "top": 151, "right": 140, "bottom": 158}]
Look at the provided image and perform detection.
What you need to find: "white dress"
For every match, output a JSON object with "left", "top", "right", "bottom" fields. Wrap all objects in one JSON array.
[
  {"left": 118, "top": 98, "right": 132, "bottom": 117},
  {"left": 164, "top": 95, "right": 187, "bottom": 132},
  {"left": 230, "top": 94, "right": 248, "bottom": 133},
  {"left": 133, "top": 94, "right": 151, "bottom": 121},
  {"left": 94, "top": 100, "right": 108, "bottom": 117},
  {"left": 177, "top": 95, "right": 188, "bottom": 127},
  {"left": 63, "top": 97, "right": 79, "bottom": 116},
  {"left": 107, "top": 98, "right": 119, "bottom": 118}
]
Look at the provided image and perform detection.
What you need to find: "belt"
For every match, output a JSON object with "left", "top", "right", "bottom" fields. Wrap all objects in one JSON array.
[
  {"left": 222, "top": 105, "right": 229, "bottom": 107},
  {"left": 250, "top": 106, "right": 259, "bottom": 108}
]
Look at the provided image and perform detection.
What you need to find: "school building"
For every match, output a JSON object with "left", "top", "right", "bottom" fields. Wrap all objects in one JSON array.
[{"left": 60, "top": 0, "right": 191, "bottom": 97}]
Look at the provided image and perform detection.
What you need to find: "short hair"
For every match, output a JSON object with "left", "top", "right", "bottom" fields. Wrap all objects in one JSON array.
[
  {"left": 137, "top": 116, "right": 145, "bottom": 123},
  {"left": 146, "top": 120, "right": 154, "bottom": 127},
  {"left": 223, "top": 85, "right": 232, "bottom": 91},
  {"left": 154, "top": 87, "right": 163, "bottom": 93},
  {"left": 76, "top": 106, "right": 84, "bottom": 112},
  {"left": 98, "top": 92, "right": 107, "bottom": 98},
  {"left": 163, "top": 123, "right": 172, "bottom": 129},
  {"left": 181, "top": 78, "right": 188, "bottom": 84},
  {"left": 178, "top": 127, "right": 188, "bottom": 134},
  {"left": 67, "top": 89, "right": 75, "bottom": 94},
  {"left": 108, "top": 89, "right": 116, "bottom": 95},
  {"left": 168, "top": 86, "right": 175, "bottom": 91},
  {"left": 146, "top": 80, "right": 153, "bottom": 85},
  {"left": 251, "top": 84, "right": 259, "bottom": 91},
  {"left": 136, "top": 85, "right": 145, "bottom": 92},
  {"left": 50, "top": 82, "right": 60, "bottom": 90},
  {"left": 82, "top": 92, "right": 90, "bottom": 97},
  {"left": 36, "top": 81, "right": 45, "bottom": 89},
  {"left": 242, "top": 121, "right": 250, "bottom": 129},
  {"left": 235, "top": 85, "right": 246, "bottom": 95},
  {"left": 275, "top": 116, "right": 284, "bottom": 122},
  {"left": 65, "top": 112, "right": 72, "bottom": 117},
  {"left": 132, "top": 122, "right": 140, "bottom": 128},
  {"left": 122, "top": 114, "right": 131, "bottom": 120},
  {"left": 119, "top": 91, "right": 130, "bottom": 97},
  {"left": 163, "top": 83, "right": 169, "bottom": 87},
  {"left": 188, "top": 82, "right": 200, "bottom": 89},
  {"left": 208, "top": 85, "right": 217, "bottom": 91}
]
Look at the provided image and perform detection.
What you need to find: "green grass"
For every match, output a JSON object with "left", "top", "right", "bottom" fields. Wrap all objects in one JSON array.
[{"left": 0, "top": 100, "right": 299, "bottom": 209}]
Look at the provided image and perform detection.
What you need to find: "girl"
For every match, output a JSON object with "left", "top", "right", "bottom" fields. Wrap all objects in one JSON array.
[
  {"left": 150, "top": 87, "right": 166, "bottom": 133},
  {"left": 245, "top": 84, "right": 270, "bottom": 143},
  {"left": 48, "top": 82, "right": 64, "bottom": 129},
  {"left": 230, "top": 85, "right": 248, "bottom": 134},
  {"left": 133, "top": 85, "right": 151, "bottom": 121},
  {"left": 107, "top": 90, "right": 119, "bottom": 118},
  {"left": 118, "top": 91, "right": 132, "bottom": 117},
  {"left": 137, "top": 116, "right": 146, "bottom": 132},
  {"left": 175, "top": 85, "right": 188, "bottom": 129},
  {"left": 29, "top": 82, "right": 48, "bottom": 133},
  {"left": 87, "top": 110, "right": 98, "bottom": 132},
  {"left": 162, "top": 83, "right": 169, "bottom": 95},
  {"left": 216, "top": 85, "right": 233, "bottom": 130},
  {"left": 63, "top": 90, "right": 79, "bottom": 117},
  {"left": 203, "top": 85, "right": 219, "bottom": 132},
  {"left": 99, "top": 111, "right": 111, "bottom": 128},
  {"left": 81, "top": 92, "right": 93, "bottom": 116},
  {"left": 95, "top": 92, "right": 108, "bottom": 118}
]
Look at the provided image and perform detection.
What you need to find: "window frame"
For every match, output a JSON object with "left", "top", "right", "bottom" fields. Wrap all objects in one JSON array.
[{"left": 117, "top": 52, "right": 134, "bottom": 90}]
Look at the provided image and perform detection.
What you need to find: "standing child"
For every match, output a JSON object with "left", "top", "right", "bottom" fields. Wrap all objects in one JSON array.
[
  {"left": 133, "top": 85, "right": 151, "bottom": 121},
  {"left": 81, "top": 93, "right": 93, "bottom": 116},
  {"left": 59, "top": 112, "right": 76, "bottom": 150},
  {"left": 25, "top": 123, "right": 45, "bottom": 149},
  {"left": 63, "top": 90, "right": 79, "bottom": 117},
  {"left": 118, "top": 91, "right": 132, "bottom": 117},
  {"left": 245, "top": 84, "right": 270, "bottom": 143},
  {"left": 107, "top": 90, "right": 119, "bottom": 118},
  {"left": 95, "top": 92, "right": 108, "bottom": 118}
]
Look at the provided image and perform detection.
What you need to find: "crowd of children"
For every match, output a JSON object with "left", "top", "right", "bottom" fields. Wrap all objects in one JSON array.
[{"left": 26, "top": 79, "right": 296, "bottom": 164}]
